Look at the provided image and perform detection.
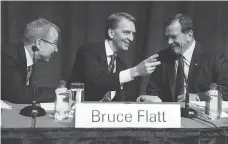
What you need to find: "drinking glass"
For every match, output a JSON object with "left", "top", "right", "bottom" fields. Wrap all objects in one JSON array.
[{"left": 70, "top": 82, "right": 85, "bottom": 103}]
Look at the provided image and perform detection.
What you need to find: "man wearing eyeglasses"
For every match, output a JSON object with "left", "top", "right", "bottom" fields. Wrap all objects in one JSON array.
[{"left": 2, "top": 18, "right": 60, "bottom": 104}]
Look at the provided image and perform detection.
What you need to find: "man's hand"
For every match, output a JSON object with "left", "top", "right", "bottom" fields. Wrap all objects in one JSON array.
[
  {"left": 136, "top": 95, "right": 162, "bottom": 102},
  {"left": 130, "top": 54, "right": 161, "bottom": 78},
  {"left": 177, "top": 93, "right": 200, "bottom": 102}
]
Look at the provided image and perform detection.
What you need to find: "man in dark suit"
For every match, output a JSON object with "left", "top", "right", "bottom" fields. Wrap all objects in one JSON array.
[
  {"left": 141, "top": 14, "right": 228, "bottom": 102},
  {"left": 70, "top": 12, "right": 161, "bottom": 101},
  {"left": 2, "top": 18, "right": 60, "bottom": 104}
]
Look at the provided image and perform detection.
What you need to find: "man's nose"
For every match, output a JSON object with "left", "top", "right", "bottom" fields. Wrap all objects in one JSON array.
[
  {"left": 54, "top": 46, "right": 58, "bottom": 52},
  {"left": 128, "top": 33, "right": 134, "bottom": 41}
]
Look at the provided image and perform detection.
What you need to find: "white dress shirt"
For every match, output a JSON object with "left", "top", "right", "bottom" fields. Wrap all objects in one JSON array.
[
  {"left": 24, "top": 46, "right": 33, "bottom": 68},
  {"left": 105, "top": 40, "right": 134, "bottom": 99},
  {"left": 175, "top": 40, "right": 196, "bottom": 95}
]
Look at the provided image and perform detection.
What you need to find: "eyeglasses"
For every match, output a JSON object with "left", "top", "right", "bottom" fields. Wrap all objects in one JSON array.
[{"left": 40, "top": 39, "right": 58, "bottom": 48}]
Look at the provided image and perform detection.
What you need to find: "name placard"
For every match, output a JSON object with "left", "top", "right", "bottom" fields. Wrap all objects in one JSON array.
[{"left": 73, "top": 103, "right": 181, "bottom": 128}]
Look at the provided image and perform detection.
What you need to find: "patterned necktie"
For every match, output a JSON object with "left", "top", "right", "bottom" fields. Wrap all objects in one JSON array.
[
  {"left": 100, "top": 55, "right": 116, "bottom": 102},
  {"left": 175, "top": 55, "right": 185, "bottom": 101},
  {"left": 26, "top": 66, "right": 33, "bottom": 85}
]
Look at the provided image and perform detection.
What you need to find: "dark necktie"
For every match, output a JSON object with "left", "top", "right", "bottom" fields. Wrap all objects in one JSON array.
[
  {"left": 175, "top": 55, "right": 185, "bottom": 101},
  {"left": 26, "top": 66, "right": 33, "bottom": 85},
  {"left": 100, "top": 54, "right": 116, "bottom": 102}
]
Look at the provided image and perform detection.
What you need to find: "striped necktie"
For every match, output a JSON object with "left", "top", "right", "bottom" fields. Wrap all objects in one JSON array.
[
  {"left": 175, "top": 55, "right": 185, "bottom": 101},
  {"left": 100, "top": 54, "right": 116, "bottom": 102},
  {"left": 26, "top": 66, "right": 33, "bottom": 85}
]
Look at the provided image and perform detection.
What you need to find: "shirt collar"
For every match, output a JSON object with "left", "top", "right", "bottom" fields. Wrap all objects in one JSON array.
[
  {"left": 182, "top": 40, "right": 196, "bottom": 62},
  {"left": 24, "top": 46, "right": 33, "bottom": 67},
  {"left": 105, "top": 39, "right": 115, "bottom": 57}
]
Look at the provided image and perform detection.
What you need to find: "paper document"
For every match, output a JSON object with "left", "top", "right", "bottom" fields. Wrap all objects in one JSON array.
[
  {"left": 190, "top": 101, "right": 228, "bottom": 118},
  {"left": 221, "top": 112, "right": 228, "bottom": 118},
  {"left": 1, "top": 100, "right": 12, "bottom": 109},
  {"left": 40, "top": 103, "right": 55, "bottom": 111},
  {"left": 41, "top": 103, "right": 74, "bottom": 118},
  {"left": 190, "top": 101, "right": 228, "bottom": 109}
]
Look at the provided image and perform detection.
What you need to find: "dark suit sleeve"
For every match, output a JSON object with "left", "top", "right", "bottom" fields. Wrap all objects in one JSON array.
[
  {"left": 146, "top": 64, "right": 162, "bottom": 97},
  {"left": 2, "top": 52, "right": 55, "bottom": 104},
  {"left": 212, "top": 51, "right": 228, "bottom": 101},
  {"left": 70, "top": 47, "right": 121, "bottom": 100}
]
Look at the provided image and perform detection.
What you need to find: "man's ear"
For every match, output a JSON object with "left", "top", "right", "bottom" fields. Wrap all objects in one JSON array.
[
  {"left": 35, "top": 39, "right": 42, "bottom": 51},
  {"left": 108, "top": 28, "right": 114, "bottom": 39},
  {"left": 187, "top": 30, "right": 194, "bottom": 42}
]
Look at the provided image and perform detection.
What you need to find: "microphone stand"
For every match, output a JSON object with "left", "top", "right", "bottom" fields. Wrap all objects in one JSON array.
[
  {"left": 178, "top": 57, "right": 197, "bottom": 118},
  {"left": 20, "top": 46, "right": 46, "bottom": 127}
]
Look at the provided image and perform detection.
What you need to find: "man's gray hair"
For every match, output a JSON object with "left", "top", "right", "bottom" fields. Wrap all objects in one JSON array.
[
  {"left": 165, "top": 14, "right": 194, "bottom": 35},
  {"left": 21, "top": 18, "right": 60, "bottom": 45}
]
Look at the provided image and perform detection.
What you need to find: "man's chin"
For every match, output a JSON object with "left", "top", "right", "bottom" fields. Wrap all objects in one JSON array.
[
  {"left": 41, "top": 57, "right": 51, "bottom": 63},
  {"left": 171, "top": 47, "right": 181, "bottom": 55},
  {"left": 45, "top": 58, "right": 51, "bottom": 63},
  {"left": 122, "top": 46, "right": 129, "bottom": 51}
]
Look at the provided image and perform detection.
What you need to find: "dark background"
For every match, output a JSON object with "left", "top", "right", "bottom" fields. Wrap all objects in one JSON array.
[{"left": 2, "top": 1, "right": 228, "bottom": 101}]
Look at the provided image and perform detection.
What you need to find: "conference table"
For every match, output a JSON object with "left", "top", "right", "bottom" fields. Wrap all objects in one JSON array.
[{"left": 2, "top": 101, "right": 228, "bottom": 144}]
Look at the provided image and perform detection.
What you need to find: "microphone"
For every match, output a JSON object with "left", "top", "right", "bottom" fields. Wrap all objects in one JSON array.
[
  {"left": 32, "top": 45, "right": 38, "bottom": 52},
  {"left": 178, "top": 57, "right": 197, "bottom": 118},
  {"left": 31, "top": 101, "right": 38, "bottom": 127},
  {"left": 20, "top": 45, "right": 46, "bottom": 127}
]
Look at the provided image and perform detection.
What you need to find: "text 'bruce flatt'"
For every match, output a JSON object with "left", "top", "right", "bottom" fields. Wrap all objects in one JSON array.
[{"left": 92, "top": 110, "right": 166, "bottom": 123}]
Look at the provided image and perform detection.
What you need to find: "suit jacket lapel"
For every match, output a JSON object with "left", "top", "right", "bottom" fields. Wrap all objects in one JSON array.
[
  {"left": 158, "top": 48, "right": 177, "bottom": 100},
  {"left": 18, "top": 42, "right": 28, "bottom": 83},
  {"left": 116, "top": 52, "right": 126, "bottom": 72},
  {"left": 115, "top": 53, "right": 127, "bottom": 101},
  {"left": 188, "top": 42, "right": 202, "bottom": 86},
  {"left": 167, "top": 61, "right": 176, "bottom": 100},
  {"left": 95, "top": 42, "right": 109, "bottom": 72}
]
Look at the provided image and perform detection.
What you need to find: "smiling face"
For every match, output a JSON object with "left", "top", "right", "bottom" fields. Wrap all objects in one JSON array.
[
  {"left": 109, "top": 18, "right": 136, "bottom": 52},
  {"left": 165, "top": 20, "right": 193, "bottom": 56}
]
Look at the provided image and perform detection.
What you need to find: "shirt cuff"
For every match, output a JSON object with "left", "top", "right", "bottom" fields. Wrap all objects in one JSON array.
[{"left": 119, "top": 69, "right": 134, "bottom": 86}]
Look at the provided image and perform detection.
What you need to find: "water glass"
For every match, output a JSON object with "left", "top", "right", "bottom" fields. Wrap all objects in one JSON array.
[
  {"left": 205, "top": 83, "right": 223, "bottom": 120},
  {"left": 54, "top": 80, "right": 71, "bottom": 120},
  {"left": 70, "top": 82, "right": 85, "bottom": 103}
]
